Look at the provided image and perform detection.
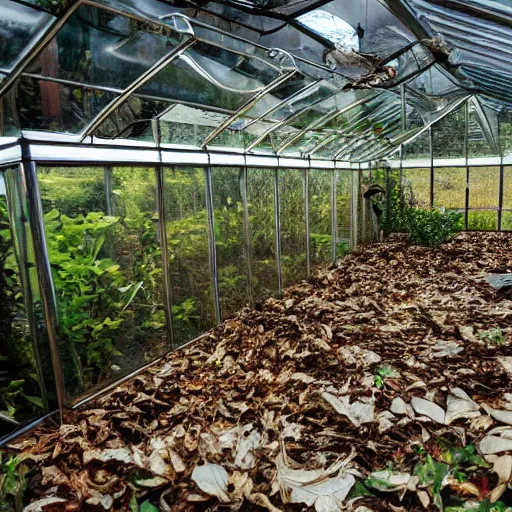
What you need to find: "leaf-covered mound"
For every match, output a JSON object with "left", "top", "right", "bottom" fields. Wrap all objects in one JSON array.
[{"left": 7, "top": 232, "right": 512, "bottom": 512}]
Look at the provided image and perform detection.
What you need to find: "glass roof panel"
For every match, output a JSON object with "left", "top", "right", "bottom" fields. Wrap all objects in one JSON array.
[
  {"left": 29, "top": 4, "right": 190, "bottom": 91},
  {"left": 15, "top": 77, "right": 119, "bottom": 135},
  {"left": 0, "top": 0, "right": 54, "bottom": 72},
  {"left": 296, "top": 10, "right": 359, "bottom": 49}
]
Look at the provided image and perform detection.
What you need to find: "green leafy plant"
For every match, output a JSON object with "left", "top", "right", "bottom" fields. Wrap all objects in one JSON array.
[
  {"left": 404, "top": 208, "right": 463, "bottom": 246},
  {"left": 478, "top": 328, "right": 505, "bottom": 345},
  {"left": 373, "top": 364, "right": 399, "bottom": 388},
  {"left": 0, "top": 454, "right": 29, "bottom": 512}
]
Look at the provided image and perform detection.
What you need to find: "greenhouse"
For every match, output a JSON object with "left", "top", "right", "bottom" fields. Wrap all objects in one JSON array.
[{"left": 0, "top": 0, "right": 512, "bottom": 510}]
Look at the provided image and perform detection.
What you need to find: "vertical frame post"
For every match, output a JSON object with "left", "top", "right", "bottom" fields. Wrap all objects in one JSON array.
[
  {"left": 429, "top": 126, "right": 434, "bottom": 209},
  {"left": 400, "top": 82, "right": 406, "bottom": 185},
  {"left": 3, "top": 168, "right": 49, "bottom": 412},
  {"left": 464, "top": 102, "right": 469, "bottom": 230},
  {"left": 273, "top": 167, "right": 283, "bottom": 295},
  {"left": 331, "top": 168, "right": 338, "bottom": 262},
  {"left": 498, "top": 158, "right": 504, "bottom": 231},
  {"left": 104, "top": 166, "right": 113, "bottom": 216},
  {"left": 205, "top": 164, "right": 222, "bottom": 324},
  {"left": 240, "top": 166, "right": 254, "bottom": 306},
  {"left": 155, "top": 165, "right": 174, "bottom": 347},
  {"left": 350, "top": 167, "right": 359, "bottom": 249},
  {"left": 20, "top": 140, "right": 65, "bottom": 421},
  {"left": 304, "top": 168, "right": 311, "bottom": 276}
]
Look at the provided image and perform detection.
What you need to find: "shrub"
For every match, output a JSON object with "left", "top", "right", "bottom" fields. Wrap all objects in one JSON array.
[{"left": 405, "top": 208, "right": 463, "bottom": 246}]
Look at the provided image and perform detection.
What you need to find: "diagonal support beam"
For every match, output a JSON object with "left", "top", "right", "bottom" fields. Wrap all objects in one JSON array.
[
  {"left": 80, "top": 37, "right": 197, "bottom": 141},
  {"left": 277, "top": 96, "right": 376, "bottom": 156},
  {"left": 202, "top": 69, "right": 297, "bottom": 148},
  {"left": 0, "top": 1, "right": 83, "bottom": 100},
  {"left": 245, "top": 89, "right": 343, "bottom": 152}
]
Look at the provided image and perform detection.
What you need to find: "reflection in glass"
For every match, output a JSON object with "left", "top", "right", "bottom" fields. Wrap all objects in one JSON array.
[
  {"left": 211, "top": 168, "right": 250, "bottom": 318},
  {"left": 434, "top": 167, "right": 465, "bottom": 209},
  {"left": 164, "top": 167, "right": 216, "bottom": 344},
  {"left": 15, "top": 78, "right": 118, "bottom": 134},
  {"left": 39, "top": 167, "right": 167, "bottom": 399},
  {"left": 247, "top": 168, "right": 278, "bottom": 303},
  {"left": 0, "top": 169, "right": 48, "bottom": 437},
  {"left": 309, "top": 170, "right": 332, "bottom": 267},
  {"left": 279, "top": 169, "right": 307, "bottom": 288}
]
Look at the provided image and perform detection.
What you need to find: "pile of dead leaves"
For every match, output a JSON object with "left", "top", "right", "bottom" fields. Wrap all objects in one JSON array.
[{"left": 5, "top": 232, "right": 512, "bottom": 511}]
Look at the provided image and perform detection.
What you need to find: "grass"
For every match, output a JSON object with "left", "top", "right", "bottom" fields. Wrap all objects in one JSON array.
[{"left": 402, "top": 166, "right": 511, "bottom": 230}]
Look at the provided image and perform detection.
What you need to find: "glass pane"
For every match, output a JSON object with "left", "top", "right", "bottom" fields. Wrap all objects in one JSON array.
[
  {"left": 165, "top": 167, "right": 216, "bottom": 344},
  {"left": 468, "top": 105, "right": 497, "bottom": 157},
  {"left": 0, "top": 170, "right": 48, "bottom": 436},
  {"left": 433, "top": 167, "right": 466, "bottom": 209},
  {"left": 403, "top": 130, "right": 430, "bottom": 160},
  {"left": 504, "top": 167, "right": 512, "bottom": 209},
  {"left": 247, "top": 168, "right": 277, "bottom": 303},
  {"left": 502, "top": 211, "right": 512, "bottom": 231},
  {"left": 468, "top": 210, "right": 497, "bottom": 231},
  {"left": 34, "top": 4, "right": 188, "bottom": 90},
  {"left": 309, "top": 169, "right": 332, "bottom": 267},
  {"left": 16, "top": 77, "right": 118, "bottom": 134},
  {"left": 336, "top": 169, "right": 351, "bottom": 257},
  {"left": 140, "top": 40, "right": 280, "bottom": 111},
  {"left": 0, "top": 0, "right": 53, "bottom": 71},
  {"left": 279, "top": 169, "right": 307, "bottom": 288},
  {"left": 403, "top": 168, "right": 431, "bottom": 208},
  {"left": 432, "top": 108, "right": 465, "bottom": 158},
  {"left": 39, "top": 167, "right": 167, "bottom": 400},
  {"left": 469, "top": 167, "right": 499, "bottom": 208},
  {"left": 0, "top": 90, "right": 20, "bottom": 136},
  {"left": 96, "top": 98, "right": 169, "bottom": 140},
  {"left": 211, "top": 167, "right": 250, "bottom": 318}
]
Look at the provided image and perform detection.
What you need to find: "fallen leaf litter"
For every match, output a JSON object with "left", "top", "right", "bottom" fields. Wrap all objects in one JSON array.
[{"left": 7, "top": 232, "right": 512, "bottom": 511}]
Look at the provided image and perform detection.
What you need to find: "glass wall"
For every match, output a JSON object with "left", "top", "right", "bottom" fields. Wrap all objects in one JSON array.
[
  {"left": 336, "top": 169, "right": 351, "bottom": 256},
  {"left": 468, "top": 167, "right": 499, "bottom": 230},
  {"left": 38, "top": 167, "right": 168, "bottom": 400},
  {"left": 0, "top": 168, "right": 50, "bottom": 437},
  {"left": 164, "top": 167, "right": 216, "bottom": 344},
  {"left": 247, "top": 168, "right": 278, "bottom": 304},
  {"left": 402, "top": 168, "right": 430, "bottom": 208},
  {"left": 211, "top": 167, "right": 251, "bottom": 319},
  {"left": 433, "top": 167, "right": 466, "bottom": 211},
  {"left": 279, "top": 169, "right": 307, "bottom": 288},
  {"left": 309, "top": 169, "right": 332, "bottom": 268},
  {"left": 501, "top": 167, "right": 512, "bottom": 231}
]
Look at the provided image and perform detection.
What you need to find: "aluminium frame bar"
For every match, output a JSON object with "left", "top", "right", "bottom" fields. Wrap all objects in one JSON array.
[
  {"left": 273, "top": 167, "right": 283, "bottom": 295},
  {"left": 241, "top": 79, "right": 323, "bottom": 132},
  {"left": 279, "top": 96, "right": 374, "bottom": 156},
  {"left": 202, "top": 70, "right": 298, "bottom": 147},
  {"left": 80, "top": 37, "right": 197, "bottom": 141},
  {"left": 20, "top": 140, "right": 66, "bottom": 420},
  {"left": 155, "top": 164, "right": 175, "bottom": 347},
  {"left": 204, "top": 164, "right": 222, "bottom": 324},
  {"left": 245, "top": 88, "right": 343, "bottom": 153},
  {"left": 304, "top": 168, "right": 310, "bottom": 276}
]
